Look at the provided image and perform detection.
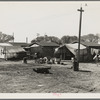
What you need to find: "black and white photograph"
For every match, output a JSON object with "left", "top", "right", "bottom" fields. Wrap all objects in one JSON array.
[{"left": 0, "top": 1, "right": 100, "bottom": 98}]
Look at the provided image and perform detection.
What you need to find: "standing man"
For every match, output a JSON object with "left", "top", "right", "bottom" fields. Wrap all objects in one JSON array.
[{"left": 34, "top": 53, "right": 37, "bottom": 63}]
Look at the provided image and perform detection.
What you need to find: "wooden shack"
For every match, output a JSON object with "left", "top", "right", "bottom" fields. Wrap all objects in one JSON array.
[
  {"left": 29, "top": 41, "right": 59, "bottom": 59},
  {"left": 72, "top": 41, "right": 100, "bottom": 62}
]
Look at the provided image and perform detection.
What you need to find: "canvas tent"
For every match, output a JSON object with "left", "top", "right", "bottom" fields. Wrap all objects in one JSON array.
[
  {"left": 5, "top": 46, "right": 26, "bottom": 60},
  {"left": 55, "top": 43, "right": 87, "bottom": 62},
  {"left": 0, "top": 43, "right": 26, "bottom": 60}
]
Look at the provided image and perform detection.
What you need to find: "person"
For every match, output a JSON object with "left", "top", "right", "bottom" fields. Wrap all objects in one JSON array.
[
  {"left": 34, "top": 53, "right": 37, "bottom": 63},
  {"left": 93, "top": 54, "right": 100, "bottom": 66},
  {"left": 23, "top": 57, "right": 27, "bottom": 64},
  {"left": 71, "top": 57, "right": 79, "bottom": 71},
  {"left": 43, "top": 57, "right": 48, "bottom": 64},
  {"left": 71, "top": 57, "right": 74, "bottom": 69}
]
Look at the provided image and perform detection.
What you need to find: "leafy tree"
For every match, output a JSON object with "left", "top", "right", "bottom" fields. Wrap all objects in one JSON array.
[
  {"left": 61, "top": 36, "right": 69, "bottom": 43},
  {"left": 0, "top": 32, "right": 14, "bottom": 42},
  {"left": 61, "top": 35, "right": 78, "bottom": 43},
  {"left": 31, "top": 36, "right": 45, "bottom": 43},
  {"left": 81, "top": 33, "right": 99, "bottom": 43},
  {"left": 31, "top": 33, "right": 100, "bottom": 45},
  {"left": 31, "top": 35, "right": 61, "bottom": 44},
  {"left": 49, "top": 36, "right": 61, "bottom": 45}
]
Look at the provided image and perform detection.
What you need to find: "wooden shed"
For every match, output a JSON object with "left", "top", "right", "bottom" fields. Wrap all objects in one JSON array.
[
  {"left": 29, "top": 41, "right": 59, "bottom": 59},
  {"left": 72, "top": 41, "right": 100, "bottom": 62}
]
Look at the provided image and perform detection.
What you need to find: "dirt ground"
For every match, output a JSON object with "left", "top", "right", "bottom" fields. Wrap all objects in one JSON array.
[{"left": 0, "top": 59, "right": 100, "bottom": 93}]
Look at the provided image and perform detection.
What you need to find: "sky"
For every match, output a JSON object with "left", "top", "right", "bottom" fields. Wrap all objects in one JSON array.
[{"left": 0, "top": 1, "right": 100, "bottom": 43}]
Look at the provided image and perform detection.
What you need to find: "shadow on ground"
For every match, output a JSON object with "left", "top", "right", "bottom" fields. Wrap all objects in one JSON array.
[
  {"left": 79, "top": 70, "right": 91, "bottom": 72},
  {"left": 33, "top": 68, "right": 52, "bottom": 74}
]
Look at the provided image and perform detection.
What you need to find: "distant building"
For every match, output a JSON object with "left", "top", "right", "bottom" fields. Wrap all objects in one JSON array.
[
  {"left": 9, "top": 42, "right": 29, "bottom": 47},
  {"left": 72, "top": 41, "right": 100, "bottom": 62},
  {"left": 29, "top": 41, "right": 59, "bottom": 58}
]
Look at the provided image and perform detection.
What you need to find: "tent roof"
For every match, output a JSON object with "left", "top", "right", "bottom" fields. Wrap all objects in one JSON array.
[
  {"left": 0, "top": 43, "right": 13, "bottom": 46},
  {"left": 66, "top": 43, "right": 86, "bottom": 55},
  {"left": 65, "top": 43, "right": 86, "bottom": 50},
  {"left": 4, "top": 46, "right": 26, "bottom": 53},
  {"left": 56, "top": 43, "right": 86, "bottom": 55}
]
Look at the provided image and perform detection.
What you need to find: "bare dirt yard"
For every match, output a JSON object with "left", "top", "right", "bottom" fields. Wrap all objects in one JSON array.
[{"left": 0, "top": 59, "right": 100, "bottom": 93}]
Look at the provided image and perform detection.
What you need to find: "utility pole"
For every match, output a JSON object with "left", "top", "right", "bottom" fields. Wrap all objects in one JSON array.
[
  {"left": 13, "top": 32, "right": 14, "bottom": 43},
  {"left": 37, "top": 33, "right": 40, "bottom": 38},
  {"left": 26, "top": 37, "right": 28, "bottom": 43},
  {"left": 77, "top": 7, "right": 84, "bottom": 71}
]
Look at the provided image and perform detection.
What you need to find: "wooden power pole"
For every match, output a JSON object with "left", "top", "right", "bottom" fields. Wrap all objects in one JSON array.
[
  {"left": 77, "top": 7, "right": 84, "bottom": 71},
  {"left": 26, "top": 37, "right": 28, "bottom": 43},
  {"left": 13, "top": 32, "right": 14, "bottom": 43}
]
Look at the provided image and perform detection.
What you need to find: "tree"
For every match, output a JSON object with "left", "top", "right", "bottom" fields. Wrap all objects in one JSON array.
[
  {"left": 49, "top": 36, "right": 61, "bottom": 44},
  {"left": 31, "top": 35, "right": 61, "bottom": 44},
  {"left": 31, "top": 36, "right": 45, "bottom": 43},
  {"left": 61, "top": 35, "right": 78, "bottom": 44},
  {"left": 81, "top": 33, "right": 99, "bottom": 43},
  {"left": 0, "top": 32, "right": 14, "bottom": 42},
  {"left": 61, "top": 36, "right": 69, "bottom": 43}
]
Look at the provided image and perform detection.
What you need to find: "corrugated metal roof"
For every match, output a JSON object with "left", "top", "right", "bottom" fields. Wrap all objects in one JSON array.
[
  {"left": 81, "top": 42, "right": 100, "bottom": 47},
  {"left": 72, "top": 41, "right": 100, "bottom": 47},
  {"left": 9, "top": 42, "right": 29, "bottom": 47}
]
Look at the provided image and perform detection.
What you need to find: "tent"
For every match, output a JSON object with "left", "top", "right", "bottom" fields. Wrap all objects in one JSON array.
[
  {"left": 55, "top": 43, "right": 87, "bottom": 62},
  {"left": 0, "top": 46, "right": 26, "bottom": 60}
]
